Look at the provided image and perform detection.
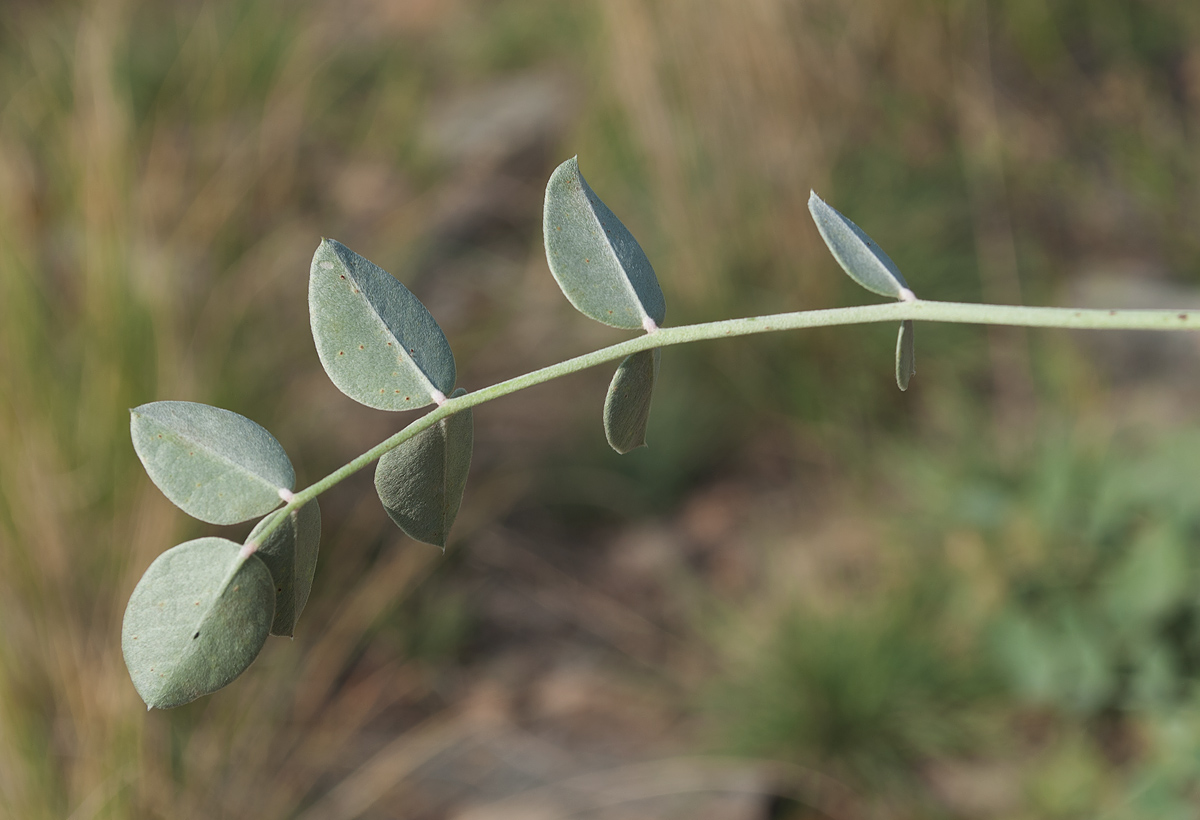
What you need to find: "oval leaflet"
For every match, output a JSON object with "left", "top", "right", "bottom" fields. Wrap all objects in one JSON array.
[
  {"left": 130, "top": 401, "right": 295, "bottom": 525},
  {"left": 122, "top": 538, "right": 275, "bottom": 709},
  {"left": 544, "top": 157, "right": 666, "bottom": 331},
  {"left": 248, "top": 500, "right": 322, "bottom": 637},
  {"left": 375, "top": 388, "right": 474, "bottom": 548},
  {"left": 808, "top": 191, "right": 912, "bottom": 301},
  {"left": 310, "top": 239, "right": 456, "bottom": 410},
  {"left": 603, "top": 349, "right": 661, "bottom": 454}
]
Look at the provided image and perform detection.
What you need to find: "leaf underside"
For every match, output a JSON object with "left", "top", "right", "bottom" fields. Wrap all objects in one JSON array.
[
  {"left": 604, "top": 349, "right": 661, "bottom": 454},
  {"left": 544, "top": 157, "right": 666, "bottom": 330},
  {"left": 122, "top": 538, "right": 275, "bottom": 709},
  {"left": 130, "top": 401, "right": 295, "bottom": 525},
  {"left": 310, "top": 239, "right": 456, "bottom": 411},
  {"left": 375, "top": 389, "right": 473, "bottom": 548},
  {"left": 249, "top": 500, "right": 322, "bottom": 637},
  {"left": 808, "top": 192, "right": 909, "bottom": 300},
  {"left": 896, "top": 320, "right": 916, "bottom": 391}
]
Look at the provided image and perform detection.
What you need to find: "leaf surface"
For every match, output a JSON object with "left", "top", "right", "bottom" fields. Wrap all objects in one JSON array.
[
  {"left": 130, "top": 401, "right": 294, "bottom": 525},
  {"left": 122, "top": 537, "right": 274, "bottom": 709},
  {"left": 248, "top": 500, "right": 321, "bottom": 637},
  {"left": 808, "top": 192, "right": 910, "bottom": 300},
  {"left": 896, "top": 320, "right": 916, "bottom": 391},
  {"left": 375, "top": 389, "right": 473, "bottom": 548},
  {"left": 310, "top": 239, "right": 456, "bottom": 410},
  {"left": 544, "top": 157, "right": 666, "bottom": 330},
  {"left": 603, "top": 349, "right": 660, "bottom": 454}
]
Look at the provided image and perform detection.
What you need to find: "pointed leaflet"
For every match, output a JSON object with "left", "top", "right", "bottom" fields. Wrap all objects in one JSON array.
[
  {"left": 808, "top": 192, "right": 912, "bottom": 300},
  {"left": 544, "top": 157, "right": 666, "bottom": 330},
  {"left": 375, "top": 389, "right": 473, "bottom": 548},
  {"left": 122, "top": 538, "right": 275, "bottom": 709},
  {"left": 310, "top": 239, "right": 456, "bottom": 411},
  {"left": 248, "top": 500, "right": 321, "bottom": 637},
  {"left": 604, "top": 349, "right": 661, "bottom": 454},
  {"left": 130, "top": 401, "right": 295, "bottom": 525},
  {"left": 896, "top": 320, "right": 916, "bottom": 391}
]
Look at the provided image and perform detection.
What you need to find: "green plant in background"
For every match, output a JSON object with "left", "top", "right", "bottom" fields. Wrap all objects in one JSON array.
[{"left": 123, "top": 156, "right": 1200, "bottom": 709}]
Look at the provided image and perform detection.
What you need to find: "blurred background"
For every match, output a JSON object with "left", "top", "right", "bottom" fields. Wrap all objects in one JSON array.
[{"left": 4, "top": 0, "right": 1200, "bottom": 817}]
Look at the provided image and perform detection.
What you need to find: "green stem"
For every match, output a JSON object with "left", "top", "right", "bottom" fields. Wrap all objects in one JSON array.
[{"left": 251, "top": 298, "right": 1200, "bottom": 544}]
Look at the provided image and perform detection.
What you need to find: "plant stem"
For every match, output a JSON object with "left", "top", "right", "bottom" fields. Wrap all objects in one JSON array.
[{"left": 253, "top": 298, "right": 1200, "bottom": 543}]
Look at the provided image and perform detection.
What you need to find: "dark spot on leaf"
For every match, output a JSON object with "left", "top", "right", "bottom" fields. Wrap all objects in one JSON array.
[
  {"left": 387, "top": 342, "right": 393, "bottom": 346},
  {"left": 409, "top": 348, "right": 415, "bottom": 353},
  {"left": 405, "top": 396, "right": 411, "bottom": 401},
  {"left": 359, "top": 344, "right": 365, "bottom": 349},
  {"left": 340, "top": 275, "right": 346, "bottom": 279},
  {"left": 193, "top": 632, "right": 200, "bottom": 639},
  {"left": 584, "top": 258, "right": 590, "bottom": 263},
  {"left": 1180, "top": 314, "right": 1188, "bottom": 321},
  {"left": 339, "top": 351, "right": 345, "bottom": 356}
]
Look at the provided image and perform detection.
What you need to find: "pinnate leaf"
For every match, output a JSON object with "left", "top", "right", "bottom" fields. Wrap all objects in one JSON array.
[
  {"left": 122, "top": 537, "right": 275, "bottom": 709},
  {"left": 808, "top": 192, "right": 911, "bottom": 300},
  {"left": 375, "top": 389, "right": 473, "bottom": 548},
  {"left": 248, "top": 500, "right": 322, "bottom": 637},
  {"left": 603, "top": 349, "right": 660, "bottom": 454},
  {"left": 544, "top": 157, "right": 666, "bottom": 330},
  {"left": 130, "top": 401, "right": 294, "bottom": 525},
  {"left": 310, "top": 239, "right": 456, "bottom": 411},
  {"left": 896, "top": 320, "right": 916, "bottom": 391}
]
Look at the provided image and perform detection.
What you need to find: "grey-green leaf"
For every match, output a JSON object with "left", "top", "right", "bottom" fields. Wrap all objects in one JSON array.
[
  {"left": 248, "top": 500, "right": 321, "bottom": 637},
  {"left": 808, "top": 192, "right": 911, "bottom": 300},
  {"left": 310, "top": 239, "right": 456, "bottom": 411},
  {"left": 122, "top": 537, "right": 275, "bottom": 709},
  {"left": 896, "top": 320, "right": 916, "bottom": 391},
  {"left": 130, "top": 401, "right": 295, "bottom": 525},
  {"left": 544, "top": 157, "right": 666, "bottom": 330},
  {"left": 603, "top": 349, "right": 661, "bottom": 454},
  {"left": 375, "top": 388, "right": 473, "bottom": 548}
]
